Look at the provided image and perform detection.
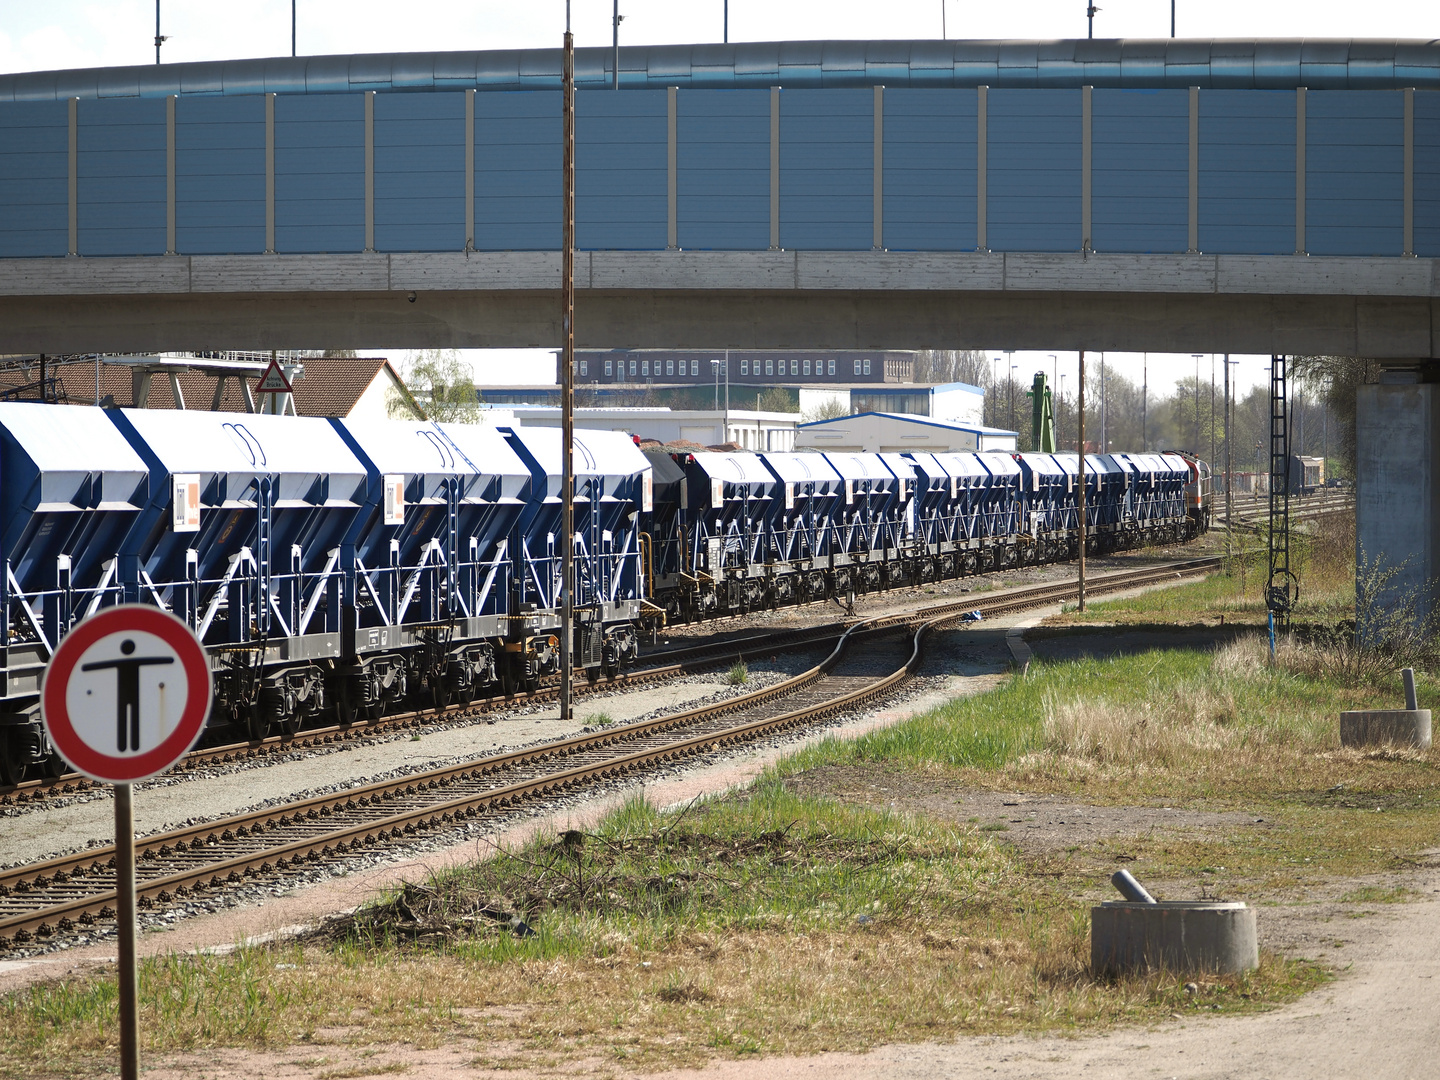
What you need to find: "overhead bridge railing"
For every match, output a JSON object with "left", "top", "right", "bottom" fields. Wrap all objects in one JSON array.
[{"left": 0, "top": 77, "right": 1434, "bottom": 260}]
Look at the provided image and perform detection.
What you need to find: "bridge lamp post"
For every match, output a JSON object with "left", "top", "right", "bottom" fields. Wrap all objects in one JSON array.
[
  {"left": 1059, "top": 374, "right": 1067, "bottom": 445},
  {"left": 711, "top": 355, "right": 730, "bottom": 442},
  {"left": 1010, "top": 363, "right": 1018, "bottom": 438},
  {"left": 1192, "top": 353, "right": 1203, "bottom": 453},
  {"left": 154, "top": 1, "right": 168, "bottom": 64},
  {"left": 613, "top": 2, "right": 625, "bottom": 90}
]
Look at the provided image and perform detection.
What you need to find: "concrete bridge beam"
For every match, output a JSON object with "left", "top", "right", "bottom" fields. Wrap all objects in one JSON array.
[{"left": 0, "top": 252, "right": 1436, "bottom": 357}]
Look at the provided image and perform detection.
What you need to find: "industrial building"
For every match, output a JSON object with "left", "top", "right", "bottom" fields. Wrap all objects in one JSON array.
[
  {"left": 796, "top": 412, "right": 1018, "bottom": 454},
  {"left": 501, "top": 406, "right": 799, "bottom": 452}
]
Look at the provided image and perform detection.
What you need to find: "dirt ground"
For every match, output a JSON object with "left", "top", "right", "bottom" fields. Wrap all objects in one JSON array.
[{"left": 14, "top": 594, "right": 1440, "bottom": 1079}]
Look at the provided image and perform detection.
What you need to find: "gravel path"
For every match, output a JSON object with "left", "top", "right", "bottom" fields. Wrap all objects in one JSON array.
[
  {"left": 0, "top": 663, "right": 811, "bottom": 870},
  {"left": 645, "top": 867, "right": 1440, "bottom": 1080}
]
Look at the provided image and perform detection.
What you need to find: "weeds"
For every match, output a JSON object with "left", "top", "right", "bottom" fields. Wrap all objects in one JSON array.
[
  {"left": 0, "top": 789, "right": 1324, "bottom": 1078},
  {"left": 727, "top": 660, "right": 749, "bottom": 686},
  {"left": 781, "top": 639, "right": 1433, "bottom": 800}
]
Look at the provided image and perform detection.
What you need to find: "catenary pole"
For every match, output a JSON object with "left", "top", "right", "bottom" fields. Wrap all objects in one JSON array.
[
  {"left": 1225, "top": 354, "right": 1233, "bottom": 562},
  {"left": 560, "top": 12, "right": 575, "bottom": 720},
  {"left": 1077, "top": 350, "right": 1087, "bottom": 612}
]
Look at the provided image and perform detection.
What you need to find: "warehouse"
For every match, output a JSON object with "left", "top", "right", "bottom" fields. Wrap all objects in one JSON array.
[{"left": 796, "top": 412, "right": 1018, "bottom": 454}]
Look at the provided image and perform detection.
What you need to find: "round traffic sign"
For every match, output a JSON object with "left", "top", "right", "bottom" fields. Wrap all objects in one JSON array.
[{"left": 41, "top": 605, "right": 213, "bottom": 784}]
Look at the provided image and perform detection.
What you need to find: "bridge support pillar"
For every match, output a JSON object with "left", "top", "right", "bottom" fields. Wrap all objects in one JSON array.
[{"left": 1356, "top": 372, "right": 1440, "bottom": 639}]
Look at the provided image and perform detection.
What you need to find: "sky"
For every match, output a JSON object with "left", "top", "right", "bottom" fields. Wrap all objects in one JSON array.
[{"left": 2, "top": 1, "right": 1433, "bottom": 397}]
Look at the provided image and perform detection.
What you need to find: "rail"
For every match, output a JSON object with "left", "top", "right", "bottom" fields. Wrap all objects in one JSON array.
[{"left": 0, "top": 556, "right": 1219, "bottom": 949}]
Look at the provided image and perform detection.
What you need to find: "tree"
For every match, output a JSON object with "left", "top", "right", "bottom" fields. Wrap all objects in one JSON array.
[
  {"left": 388, "top": 349, "right": 481, "bottom": 422},
  {"left": 913, "top": 349, "right": 991, "bottom": 387},
  {"left": 1290, "top": 354, "right": 1379, "bottom": 478},
  {"left": 757, "top": 386, "right": 798, "bottom": 413},
  {"left": 802, "top": 395, "right": 850, "bottom": 422}
]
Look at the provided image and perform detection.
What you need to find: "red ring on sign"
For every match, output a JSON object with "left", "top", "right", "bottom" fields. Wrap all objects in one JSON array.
[{"left": 41, "top": 605, "right": 212, "bottom": 784}]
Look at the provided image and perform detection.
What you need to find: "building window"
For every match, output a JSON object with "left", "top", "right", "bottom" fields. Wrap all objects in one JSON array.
[
  {"left": 579, "top": 361, "right": 587, "bottom": 376},
  {"left": 803, "top": 359, "right": 811, "bottom": 376},
  {"left": 629, "top": 359, "right": 637, "bottom": 375},
  {"left": 604, "top": 360, "right": 612, "bottom": 376},
  {"left": 828, "top": 359, "right": 836, "bottom": 375},
  {"left": 853, "top": 359, "right": 862, "bottom": 375},
  {"left": 863, "top": 359, "right": 871, "bottom": 375},
  {"left": 739, "top": 359, "right": 748, "bottom": 375},
  {"left": 691, "top": 360, "right": 699, "bottom": 375},
  {"left": 666, "top": 360, "right": 674, "bottom": 375},
  {"left": 766, "top": 359, "right": 774, "bottom": 375},
  {"left": 642, "top": 360, "right": 649, "bottom": 375}
]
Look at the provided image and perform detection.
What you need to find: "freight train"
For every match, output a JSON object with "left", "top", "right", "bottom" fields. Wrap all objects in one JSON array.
[{"left": 0, "top": 401, "right": 1209, "bottom": 783}]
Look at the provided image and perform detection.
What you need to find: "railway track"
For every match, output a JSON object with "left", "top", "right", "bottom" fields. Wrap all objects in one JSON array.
[
  {"left": 0, "top": 618, "right": 853, "bottom": 806},
  {"left": 1218, "top": 491, "right": 1353, "bottom": 526},
  {"left": 0, "top": 555, "right": 1220, "bottom": 952},
  {"left": 0, "top": 547, "right": 1213, "bottom": 807}
]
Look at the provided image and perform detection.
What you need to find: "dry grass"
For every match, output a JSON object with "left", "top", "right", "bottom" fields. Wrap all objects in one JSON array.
[
  {"left": 1052, "top": 511, "right": 1358, "bottom": 630},
  {"left": 0, "top": 791, "right": 1326, "bottom": 1078}
]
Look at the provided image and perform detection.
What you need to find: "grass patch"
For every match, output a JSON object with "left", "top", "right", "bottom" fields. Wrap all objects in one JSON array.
[
  {"left": 0, "top": 788, "right": 1324, "bottom": 1077},
  {"left": 777, "top": 635, "right": 1440, "bottom": 890},
  {"left": 1339, "top": 885, "right": 1422, "bottom": 905},
  {"left": 783, "top": 635, "right": 1431, "bottom": 800},
  {"left": 1053, "top": 512, "right": 1355, "bottom": 630},
  {"left": 727, "top": 660, "right": 750, "bottom": 686}
]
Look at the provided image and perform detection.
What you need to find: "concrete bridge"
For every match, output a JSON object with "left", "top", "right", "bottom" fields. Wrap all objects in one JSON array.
[{"left": 2, "top": 39, "right": 1440, "bottom": 357}]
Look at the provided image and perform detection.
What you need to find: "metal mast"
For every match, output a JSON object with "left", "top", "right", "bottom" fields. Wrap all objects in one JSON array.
[
  {"left": 1077, "top": 350, "right": 1087, "bottom": 611},
  {"left": 1224, "top": 354, "right": 1234, "bottom": 564},
  {"left": 613, "top": 1, "right": 622, "bottom": 90},
  {"left": 560, "top": 16, "right": 576, "bottom": 719},
  {"left": 1267, "top": 355, "right": 1295, "bottom": 633}
]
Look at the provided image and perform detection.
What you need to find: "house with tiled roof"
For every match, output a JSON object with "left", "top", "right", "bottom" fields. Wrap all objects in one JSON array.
[{"left": 0, "top": 354, "right": 422, "bottom": 419}]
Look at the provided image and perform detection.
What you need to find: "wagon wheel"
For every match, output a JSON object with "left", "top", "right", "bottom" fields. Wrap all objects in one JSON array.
[
  {"left": 430, "top": 673, "right": 452, "bottom": 712},
  {"left": 246, "top": 701, "right": 270, "bottom": 742},
  {"left": 0, "top": 733, "right": 26, "bottom": 786},
  {"left": 336, "top": 679, "right": 361, "bottom": 726}
]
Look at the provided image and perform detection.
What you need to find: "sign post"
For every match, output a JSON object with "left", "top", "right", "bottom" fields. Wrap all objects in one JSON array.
[{"left": 41, "top": 605, "right": 213, "bottom": 1080}]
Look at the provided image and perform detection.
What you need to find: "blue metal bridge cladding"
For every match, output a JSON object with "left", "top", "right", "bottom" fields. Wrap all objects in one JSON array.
[
  {"left": 1092, "top": 89, "right": 1188, "bottom": 253},
  {"left": 678, "top": 88, "right": 769, "bottom": 250},
  {"left": 883, "top": 89, "right": 977, "bottom": 252},
  {"left": 987, "top": 89, "right": 1081, "bottom": 252},
  {"left": 1198, "top": 91, "right": 1295, "bottom": 255},
  {"left": 2, "top": 86, "right": 1439, "bottom": 257},
  {"left": 0, "top": 101, "right": 67, "bottom": 257}
]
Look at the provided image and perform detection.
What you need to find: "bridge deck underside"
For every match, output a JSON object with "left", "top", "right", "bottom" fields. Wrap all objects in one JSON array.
[{"left": 0, "top": 252, "right": 1436, "bottom": 355}]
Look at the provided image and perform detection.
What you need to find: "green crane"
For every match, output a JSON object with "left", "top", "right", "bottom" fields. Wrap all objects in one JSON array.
[{"left": 1028, "top": 372, "right": 1056, "bottom": 452}]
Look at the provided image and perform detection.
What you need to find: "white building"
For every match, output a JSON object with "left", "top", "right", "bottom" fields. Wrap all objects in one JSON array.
[
  {"left": 795, "top": 412, "right": 1018, "bottom": 454},
  {"left": 502, "top": 406, "right": 798, "bottom": 451}
]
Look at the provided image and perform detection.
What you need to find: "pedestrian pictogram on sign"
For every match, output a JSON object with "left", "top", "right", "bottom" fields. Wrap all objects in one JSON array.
[
  {"left": 42, "top": 605, "right": 212, "bottom": 784},
  {"left": 254, "top": 356, "right": 294, "bottom": 395}
]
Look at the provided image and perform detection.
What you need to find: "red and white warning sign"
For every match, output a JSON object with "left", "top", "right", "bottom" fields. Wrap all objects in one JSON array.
[
  {"left": 254, "top": 356, "right": 294, "bottom": 395},
  {"left": 41, "top": 606, "right": 212, "bottom": 784}
]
